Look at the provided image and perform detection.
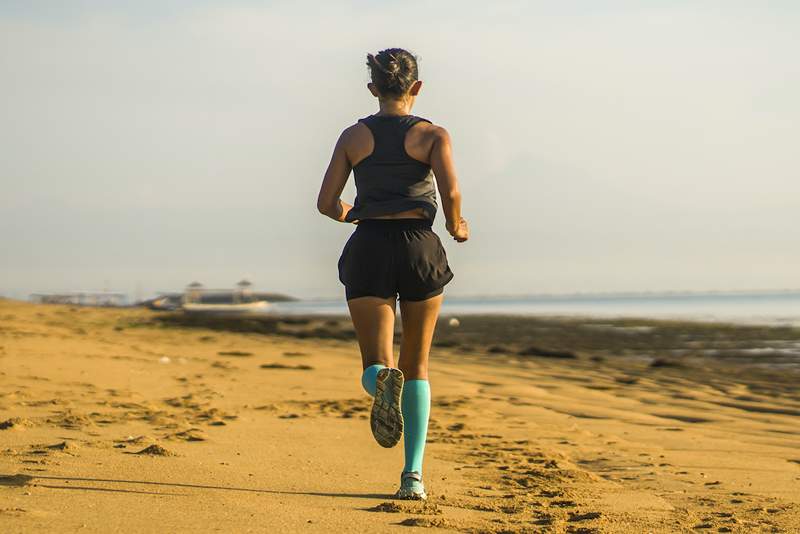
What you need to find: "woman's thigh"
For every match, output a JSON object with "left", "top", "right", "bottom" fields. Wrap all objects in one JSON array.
[
  {"left": 347, "top": 296, "right": 398, "bottom": 369},
  {"left": 397, "top": 294, "right": 444, "bottom": 380}
]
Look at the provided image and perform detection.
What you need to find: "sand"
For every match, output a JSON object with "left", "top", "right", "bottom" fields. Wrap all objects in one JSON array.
[{"left": 1, "top": 299, "right": 798, "bottom": 533}]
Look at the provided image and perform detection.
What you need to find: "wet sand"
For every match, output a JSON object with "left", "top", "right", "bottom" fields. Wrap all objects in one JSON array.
[{"left": 1, "top": 299, "right": 799, "bottom": 532}]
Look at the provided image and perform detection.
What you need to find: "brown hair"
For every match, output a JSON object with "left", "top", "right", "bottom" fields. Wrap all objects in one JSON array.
[{"left": 366, "top": 48, "right": 419, "bottom": 98}]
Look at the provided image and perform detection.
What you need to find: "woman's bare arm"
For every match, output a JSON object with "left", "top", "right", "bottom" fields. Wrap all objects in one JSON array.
[
  {"left": 429, "top": 127, "right": 468, "bottom": 242},
  {"left": 317, "top": 128, "right": 355, "bottom": 222}
]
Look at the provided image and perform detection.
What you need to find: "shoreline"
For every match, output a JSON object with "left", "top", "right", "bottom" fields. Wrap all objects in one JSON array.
[
  {"left": 269, "top": 293, "right": 800, "bottom": 328},
  {"left": 154, "top": 309, "right": 800, "bottom": 375}
]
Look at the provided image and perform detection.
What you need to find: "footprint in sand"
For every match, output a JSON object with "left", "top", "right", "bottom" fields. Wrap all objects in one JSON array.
[
  {"left": 260, "top": 363, "right": 314, "bottom": 370},
  {"left": 367, "top": 502, "right": 442, "bottom": 515},
  {"left": 652, "top": 413, "right": 715, "bottom": 424},
  {"left": 114, "top": 435, "right": 155, "bottom": 447},
  {"left": 398, "top": 517, "right": 452, "bottom": 528},
  {"left": 0, "top": 507, "right": 28, "bottom": 516},
  {"left": 568, "top": 511, "right": 602, "bottom": 522},
  {"left": 165, "top": 429, "right": 208, "bottom": 442},
  {"left": 45, "top": 412, "right": 94, "bottom": 431},
  {"left": 217, "top": 351, "right": 253, "bottom": 357},
  {"left": 367, "top": 502, "right": 403, "bottom": 513}
]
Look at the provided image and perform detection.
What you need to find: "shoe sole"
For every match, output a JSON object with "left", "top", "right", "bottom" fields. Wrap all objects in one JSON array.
[
  {"left": 394, "top": 487, "right": 427, "bottom": 501},
  {"left": 370, "top": 368, "right": 404, "bottom": 448}
]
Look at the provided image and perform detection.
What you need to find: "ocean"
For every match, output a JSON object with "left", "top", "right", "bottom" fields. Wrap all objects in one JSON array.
[{"left": 270, "top": 291, "right": 800, "bottom": 326}]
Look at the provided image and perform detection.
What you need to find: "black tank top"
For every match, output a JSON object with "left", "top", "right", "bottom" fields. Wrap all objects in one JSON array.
[{"left": 345, "top": 114, "right": 438, "bottom": 223}]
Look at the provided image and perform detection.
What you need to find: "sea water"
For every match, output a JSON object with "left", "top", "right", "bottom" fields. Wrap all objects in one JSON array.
[{"left": 270, "top": 291, "right": 800, "bottom": 326}]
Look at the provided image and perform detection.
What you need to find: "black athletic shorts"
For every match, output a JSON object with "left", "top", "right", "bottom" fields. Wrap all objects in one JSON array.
[{"left": 338, "top": 219, "right": 454, "bottom": 302}]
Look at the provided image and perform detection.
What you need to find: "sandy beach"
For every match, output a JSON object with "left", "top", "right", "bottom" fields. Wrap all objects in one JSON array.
[{"left": 1, "top": 298, "right": 799, "bottom": 533}]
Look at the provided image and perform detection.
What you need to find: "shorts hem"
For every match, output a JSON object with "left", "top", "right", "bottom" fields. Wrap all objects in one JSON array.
[
  {"left": 398, "top": 286, "right": 445, "bottom": 302},
  {"left": 345, "top": 288, "right": 396, "bottom": 301}
]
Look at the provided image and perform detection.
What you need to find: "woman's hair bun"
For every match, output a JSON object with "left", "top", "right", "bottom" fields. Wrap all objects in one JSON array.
[
  {"left": 385, "top": 55, "right": 400, "bottom": 74},
  {"left": 366, "top": 48, "right": 418, "bottom": 98}
]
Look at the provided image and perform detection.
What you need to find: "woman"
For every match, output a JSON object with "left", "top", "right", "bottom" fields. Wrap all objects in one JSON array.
[{"left": 317, "top": 48, "right": 468, "bottom": 500}]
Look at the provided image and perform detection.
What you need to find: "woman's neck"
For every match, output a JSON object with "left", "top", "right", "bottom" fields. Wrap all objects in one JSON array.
[{"left": 376, "top": 97, "right": 413, "bottom": 117}]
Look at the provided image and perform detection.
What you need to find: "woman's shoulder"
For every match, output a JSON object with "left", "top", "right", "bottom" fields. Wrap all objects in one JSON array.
[
  {"left": 338, "top": 120, "right": 372, "bottom": 143},
  {"left": 411, "top": 118, "right": 450, "bottom": 143}
]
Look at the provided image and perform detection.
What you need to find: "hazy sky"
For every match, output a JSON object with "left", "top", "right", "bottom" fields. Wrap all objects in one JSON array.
[{"left": 2, "top": 1, "right": 798, "bottom": 300}]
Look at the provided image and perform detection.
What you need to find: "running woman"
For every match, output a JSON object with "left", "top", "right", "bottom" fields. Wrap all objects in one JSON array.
[{"left": 317, "top": 48, "right": 468, "bottom": 500}]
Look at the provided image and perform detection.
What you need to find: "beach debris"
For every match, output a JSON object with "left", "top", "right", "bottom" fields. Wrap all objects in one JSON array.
[
  {"left": 118, "top": 435, "right": 152, "bottom": 444},
  {"left": 134, "top": 444, "right": 175, "bottom": 456},
  {"left": 0, "top": 474, "right": 35, "bottom": 487},
  {"left": 46, "top": 441, "right": 78, "bottom": 452},
  {"left": 0, "top": 417, "right": 33, "bottom": 430},
  {"left": 158, "top": 356, "right": 171, "bottom": 364},
  {"left": 217, "top": 351, "right": 253, "bottom": 357},
  {"left": 615, "top": 376, "right": 639, "bottom": 385},
  {"left": 518, "top": 346, "right": 577, "bottom": 359},
  {"left": 167, "top": 429, "right": 207, "bottom": 442},
  {"left": 649, "top": 357, "right": 686, "bottom": 368},
  {"left": 448, "top": 317, "right": 460, "bottom": 327}
]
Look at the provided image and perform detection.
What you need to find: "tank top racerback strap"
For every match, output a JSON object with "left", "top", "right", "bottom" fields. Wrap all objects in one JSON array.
[{"left": 357, "top": 114, "right": 431, "bottom": 162}]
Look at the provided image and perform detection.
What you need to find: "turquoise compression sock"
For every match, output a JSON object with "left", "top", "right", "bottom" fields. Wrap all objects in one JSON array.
[
  {"left": 401, "top": 379, "right": 431, "bottom": 474},
  {"left": 361, "top": 364, "right": 386, "bottom": 397}
]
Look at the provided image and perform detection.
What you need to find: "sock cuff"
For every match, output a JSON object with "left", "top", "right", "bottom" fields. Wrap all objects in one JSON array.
[
  {"left": 403, "top": 379, "right": 430, "bottom": 388},
  {"left": 360, "top": 364, "right": 386, "bottom": 397}
]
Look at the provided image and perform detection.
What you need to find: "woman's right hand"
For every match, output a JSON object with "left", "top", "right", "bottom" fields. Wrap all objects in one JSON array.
[{"left": 448, "top": 217, "right": 469, "bottom": 243}]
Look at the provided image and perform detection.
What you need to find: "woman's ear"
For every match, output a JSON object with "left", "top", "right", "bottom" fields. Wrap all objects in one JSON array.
[
  {"left": 367, "top": 82, "right": 381, "bottom": 97},
  {"left": 409, "top": 80, "right": 423, "bottom": 96}
]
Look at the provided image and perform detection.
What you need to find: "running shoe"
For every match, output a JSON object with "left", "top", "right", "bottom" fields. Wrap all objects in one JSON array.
[
  {"left": 395, "top": 471, "right": 427, "bottom": 500},
  {"left": 370, "top": 367, "right": 404, "bottom": 448}
]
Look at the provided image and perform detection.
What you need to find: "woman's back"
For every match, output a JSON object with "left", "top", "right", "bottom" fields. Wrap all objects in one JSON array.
[{"left": 346, "top": 114, "right": 438, "bottom": 222}]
